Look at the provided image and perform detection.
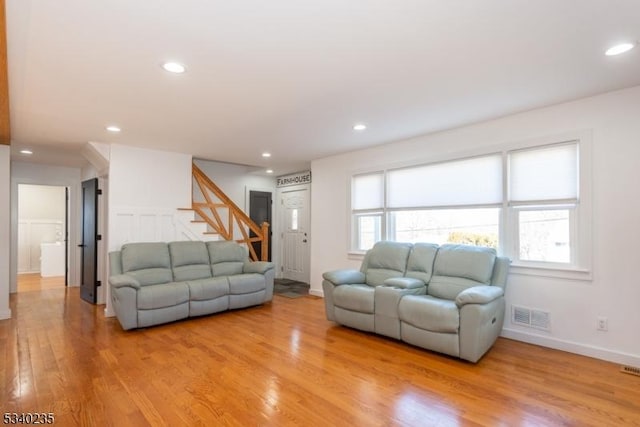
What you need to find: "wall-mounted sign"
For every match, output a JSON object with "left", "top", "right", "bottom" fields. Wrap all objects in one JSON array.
[{"left": 276, "top": 171, "right": 312, "bottom": 188}]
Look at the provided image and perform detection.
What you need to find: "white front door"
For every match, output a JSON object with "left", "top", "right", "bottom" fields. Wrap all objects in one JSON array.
[{"left": 281, "top": 188, "right": 310, "bottom": 283}]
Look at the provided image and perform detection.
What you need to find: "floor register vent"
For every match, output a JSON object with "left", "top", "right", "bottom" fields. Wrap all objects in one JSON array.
[
  {"left": 620, "top": 365, "right": 640, "bottom": 377},
  {"left": 512, "top": 305, "right": 551, "bottom": 331}
]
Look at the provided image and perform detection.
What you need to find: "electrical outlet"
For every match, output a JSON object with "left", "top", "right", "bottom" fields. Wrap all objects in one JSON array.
[{"left": 597, "top": 316, "right": 608, "bottom": 331}]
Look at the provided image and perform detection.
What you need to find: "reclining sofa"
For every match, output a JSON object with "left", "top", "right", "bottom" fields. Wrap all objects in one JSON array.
[
  {"left": 322, "top": 242, "right": 509, "bottom": 362},
  {"left": 109, "top": 240, "right": 275, "bottom": 330}
]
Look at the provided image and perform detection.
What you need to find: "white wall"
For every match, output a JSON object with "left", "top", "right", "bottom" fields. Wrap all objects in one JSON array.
[
  {"left": 10, "top": 162, "right": 82, "bottom": 293},
  {"left": 310, "top": 85, "right": 640, "bottom": 366},
  {"left": 0, "top": 146, "right": 11, "bottom": 319},
  {"left": 107, "top": 144, "right": 193, "bottom": 251},
  {"left": 18, "top": 184, "right": 66, "bottom": 220},
  {"left": 17, "top": 184, "right": 66, "bottom": 273},
  {"left": 109, "top": 144, "right": 192, "bottom": 214}
]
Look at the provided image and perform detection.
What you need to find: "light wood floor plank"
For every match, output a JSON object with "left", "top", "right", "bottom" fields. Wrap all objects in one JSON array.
[{"left": 1, "top": 288, "right": 639, "bottom": 426}]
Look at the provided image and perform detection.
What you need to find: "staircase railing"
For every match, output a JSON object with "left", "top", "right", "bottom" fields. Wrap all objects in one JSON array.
[{"left": 191, "top": 163, "right": 269, "bottom": 261}]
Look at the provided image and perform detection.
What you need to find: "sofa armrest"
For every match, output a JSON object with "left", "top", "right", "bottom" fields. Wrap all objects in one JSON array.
[
  {"left": 243, "top": 261, "right": 275, "bottom": 274},
  {"left": 322, "top": 269, "right": 365, "bottom": 286},
  {"left": 109, "top": 274, "right": 141, "bottom": 290},
  {"left": 455, "top": 285, "right": 504, "bottom": 307},
  {"left": 383, "top": 277, "right": 425, "bottom": 289}
]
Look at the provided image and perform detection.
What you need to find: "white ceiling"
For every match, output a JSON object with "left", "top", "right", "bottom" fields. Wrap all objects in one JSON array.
[{"left": 6, "top": 0, "right": 640, "bottom": 174}]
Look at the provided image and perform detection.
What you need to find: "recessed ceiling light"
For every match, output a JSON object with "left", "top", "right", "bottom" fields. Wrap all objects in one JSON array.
[
  {"left": 353, "top": 123, "right": 367, "bottom": 131},
  {"left": 262, "top": 152, "right": 271, "bottom": 158},
  {"left": 163, "top": 62, "right": 186, "bottom": 73},
  {"left": 106, "top": 125, "right": 121, "bottom": 132},
  {"left": 266, "top": 169, "right": 274, "bottom": 174},
  {"left": 605, "top": 42, "right": 636, "bottom": 56},
  {"left": 20, "top": 149, "right": 33, "bottom": 155}
]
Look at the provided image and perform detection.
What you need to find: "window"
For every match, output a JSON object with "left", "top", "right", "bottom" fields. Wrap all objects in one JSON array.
[
  {"left": 508, "top": 142, "right": 579, "bottom": 266},
  {"left": 516, "top": 208, "right": 571, "bottom": 263},
  {"left": 351, "top": 172, "right": 384, "bottom": 250},
  {"left": 350, "top": 135, "right": 590, "bottom": 277},
  {"left": 354, "top": 214, "right": 381, "bottom": 250},
  {"left": 390, "top": 208, "right": 500, "bottom": 247},
  {"left": 352, "top": 155, "right": 502, "bottom": 251}
]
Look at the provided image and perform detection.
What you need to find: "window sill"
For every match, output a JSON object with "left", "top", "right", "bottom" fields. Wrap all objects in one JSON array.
[
  {"left": 347, "top": 251, "right": 366, "bottom": 262},
  {"left": 509, "top": 263, "right": 592, "bottom": 282}
]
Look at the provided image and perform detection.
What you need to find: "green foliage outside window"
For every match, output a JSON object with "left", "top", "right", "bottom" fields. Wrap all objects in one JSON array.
[{"left": 447, "top": 231, "right": 498, "bottom": 249}]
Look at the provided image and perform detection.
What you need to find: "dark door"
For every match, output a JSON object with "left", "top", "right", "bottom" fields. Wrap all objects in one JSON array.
[
  {"left": 65, "top": 187, "right": 69, "bottom": 287},
  {"left": 80, "top": 178, "right": 99, "bottom": 303},
  {"left": 249, "top": 191, "right": 272, "bottom": 261}
]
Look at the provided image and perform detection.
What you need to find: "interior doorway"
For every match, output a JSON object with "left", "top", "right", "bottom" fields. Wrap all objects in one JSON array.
[{"left": 17, "top": 184, "right": 68, "bottom": 292}]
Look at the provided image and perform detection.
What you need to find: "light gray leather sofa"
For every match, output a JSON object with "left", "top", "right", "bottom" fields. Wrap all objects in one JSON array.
[
  {"left": 109, "top": 240, "right": 275, "bottom": 330},
  {"left": 322, "top": 241, "right": 509, "bottom": 362}
]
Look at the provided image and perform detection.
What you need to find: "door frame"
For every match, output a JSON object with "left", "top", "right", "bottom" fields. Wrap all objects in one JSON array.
[
  {"left": 15, "top": 184, "right": 68, "bottom": 279},
  {"left": 9, "top": 171, "right": 81, "bottom": 294},
  {"left": 276, "top": 182, "right": 311, "bottom": 283}
]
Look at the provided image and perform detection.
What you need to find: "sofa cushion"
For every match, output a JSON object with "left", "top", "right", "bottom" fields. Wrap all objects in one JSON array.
[
  {"left": 122, "top": 242, "right": 171, "bottom": 271},
  {"left": 433, "top": 244, "right": 496, "bottom": 283},
  {"left": 207, "top": 241, "right": 247, "bottom": 276},
  {"left": 121, "top": 242, "right": 173, "bottom": 285},
  {"left": 333, "top": 284, "right": 375, "bottom": 314},
  {"left": 405, "top": 243, "right": 439, "bottom": 283},
  {"left": 228, "top": 273, "right": 265, "bottom": 295},
  {"left": 188, "top": 277, "right": 229, "bottom": 301},
  {"left": 137, "top": 282, "right": 190, "bottom": 310},
  {"left": 399, "top": 295, "right": 459, "bottom": 333},
  {"left": 364, "top": 241, "right": 412, "bottom": 286},
  {"left": 169, "top": 241, "right": 212, "bottom": 281},
  {"left": 427, "top": 276, "right": 485, "bottom": 301}
]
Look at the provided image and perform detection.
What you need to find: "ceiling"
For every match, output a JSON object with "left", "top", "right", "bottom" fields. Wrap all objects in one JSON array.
[{"left": 5, "top": 0, "right": 640, "bottom": 175}]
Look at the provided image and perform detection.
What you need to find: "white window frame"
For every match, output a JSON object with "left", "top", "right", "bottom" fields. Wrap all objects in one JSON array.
[
  {"left": 348, "top": 130, "right": 592, "bottom": 281},
  {"left": 503, "top": 132, "right": 592, "bottom": 280}
]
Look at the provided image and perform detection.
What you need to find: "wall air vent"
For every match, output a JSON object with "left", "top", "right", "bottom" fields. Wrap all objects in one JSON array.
[
  {"left": 511, "top": 305, "right": 551, "bottom": 331},
  {"left": 513, "top": 306, "right": 531, "bottom": 326}
]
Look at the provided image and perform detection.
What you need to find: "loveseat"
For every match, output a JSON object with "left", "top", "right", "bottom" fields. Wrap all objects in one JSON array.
[
  {"left": 322, "top": 242, "right": 509, "bottom": 362},
  {"left": 109, "top": 240, "right": 275, "bottom": 330}
]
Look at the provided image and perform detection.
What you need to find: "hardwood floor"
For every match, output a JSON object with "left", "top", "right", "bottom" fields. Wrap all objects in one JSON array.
[
  {"left": 17, "top": 273, "right": 65, "bottom": 293},
  {"left": 1, "top": 288, "right": 638, "bottom": 426}
]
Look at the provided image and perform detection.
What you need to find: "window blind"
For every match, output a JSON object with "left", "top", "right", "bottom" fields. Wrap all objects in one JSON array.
[
  {"left": 509, "top": 142, "right": 578, "bottom": 204},
  {"left": 387, "top": 154, "right": 502, "bottom": 208},
  {"left": 352, "top": 172, "right": 384, "bottom": 210}
]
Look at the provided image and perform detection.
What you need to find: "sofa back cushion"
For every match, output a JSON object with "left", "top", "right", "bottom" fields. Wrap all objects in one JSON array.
[
  {"left": 363, "top": 241, "right": 412, "bottom": 287},
  {"left": 169, "top": 241, "right": 213, "bottom": 281},
  {"left": 207, "top": 241, "right": 247, "bottom": 276},
  {"left": 121, "top": 242, "right": 173, "bottom": 286},
  {"left": 405, "top": 243, "right": 439, "bottom": 283},
  {"left": 428, "top": 244, "right": 496, "bottom": 300}
]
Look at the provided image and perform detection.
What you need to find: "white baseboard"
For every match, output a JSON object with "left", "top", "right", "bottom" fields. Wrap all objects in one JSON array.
[
  {"left": 501, "top": 328, "right": 640, "bottom": 367},
  {"left": 309, "top": 288, "right": 324, "bottom": 297},
  {"left": 104, "top": 306, "right": 115, "bottom": 317},
  {"left": 0, "top": 308, "right": 12, "bottom": 320}
]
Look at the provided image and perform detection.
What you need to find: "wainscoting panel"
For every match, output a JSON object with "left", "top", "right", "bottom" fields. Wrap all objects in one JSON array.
[
  {"left": 110, "top": 207, "right": 214, "bottom": 252},
  {"left": 17, "top": 219, "right": 64, "bottom": 273}
]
